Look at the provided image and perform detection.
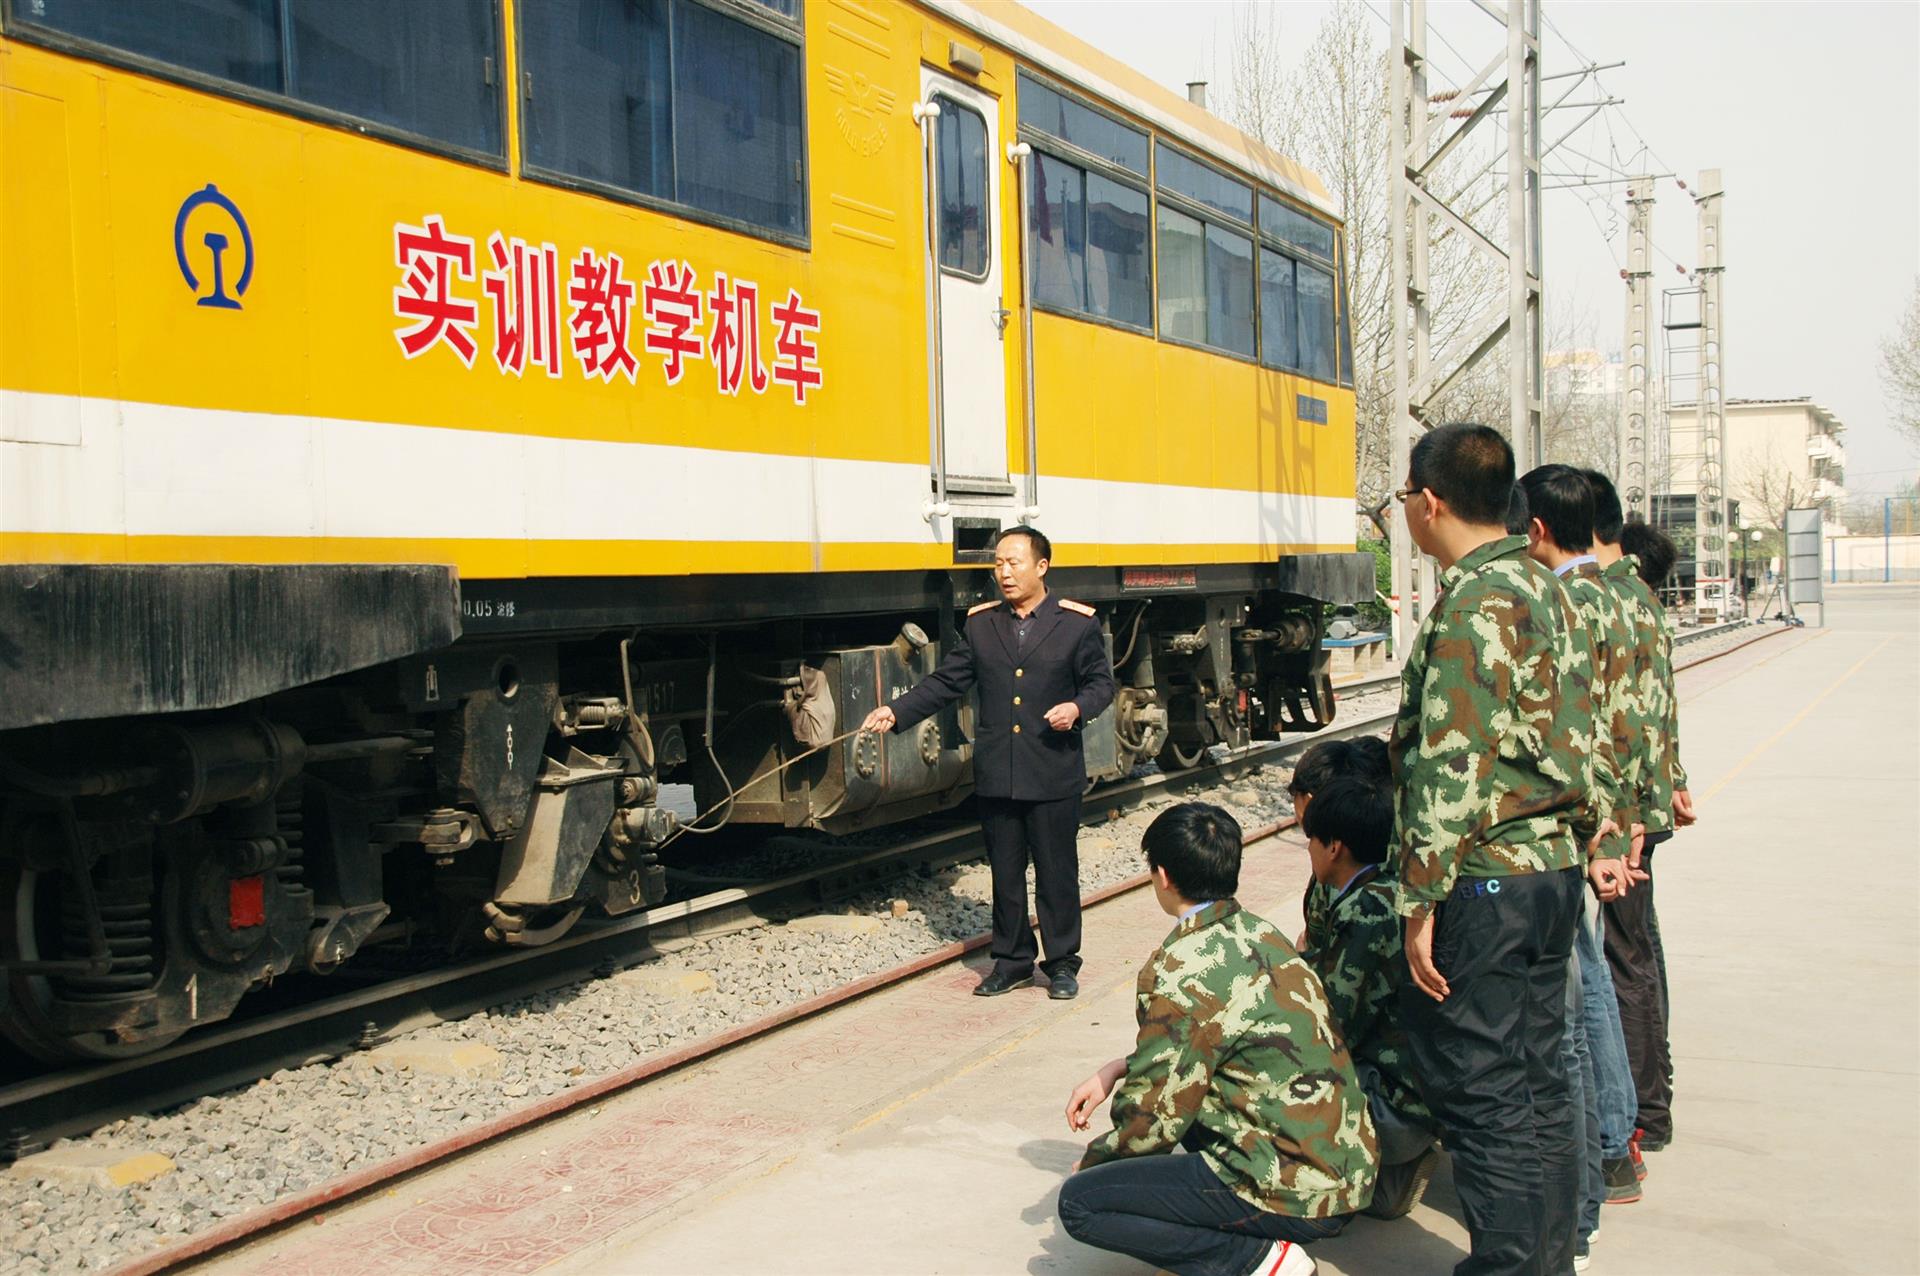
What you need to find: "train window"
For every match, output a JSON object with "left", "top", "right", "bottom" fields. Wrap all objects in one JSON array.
[
  {"left": 1017, "top": 73, "right": 1148, "bottom": 178},
  {"left": 17, "top": 0, "right": 282, "bottom": 91},
  {"left": 1258, "top": 250, "right": 1298, "bottom": 371},
  {"left": 520, "top": 0, "right": 672, "bottom": 201},
  {"left": 935, "top": 95, "right": 989, "bottom": 278},
  {"left": 1298, "top": 262, "right": 1338, "bottom": 383},
  {"left": 1156, "top": 143, "right": 1253, "bottom": 226},
  {"left": 519, "top": 0, "right": 807, "bottom": 242},
  {"left": 1156, "top": 205, "right": 1205, "bottom": 345},
  {"left": 15, "top": 0, "right": 504, "bottom": 158},
  {"left": 1258, "top": 196, "right": 1337, "bottom": 263},
  {"left": 1031, "top": 151, "right": 1088, "bottom": 312},
  {"left": 1337, "top": 235, "right": 1355, "bottom": 387},
  {"left": 1085, "top": 173, "right": 1151, "bottom": 330},
  {"left": 1157, "top": 204, "right": 1253, "bottom": 358},
  {"left": 1205, "top": 224, "right": 1254, "bottom": 357},
  {"left": 286, "top": 0, "right": 502, "bottom": 156},
  {"left": 1027, "top": 152, "right": 1150, "bottom": 332}
]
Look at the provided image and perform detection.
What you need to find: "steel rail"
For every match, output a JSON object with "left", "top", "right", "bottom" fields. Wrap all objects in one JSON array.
[{"left": 42, "top": 617, "right": 1803, "bottom": 1276}]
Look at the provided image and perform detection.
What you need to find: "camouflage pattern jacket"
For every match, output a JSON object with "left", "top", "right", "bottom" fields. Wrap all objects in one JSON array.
[
  {"left": 1301, "top": 869, "right": 1433, "bottom": 1132},
  {"left": 1082, "top": 899, "right": 1377, "bottom": 1218},
  {"left": 1560, "top": 559, "right": 1633, "bottom": 856},
  {"left": 1603, "top": 556, "right": 1688, "bottom": 832},
  {"left": 1389, "top": 535, "right": 1598, "bottom": 917}
]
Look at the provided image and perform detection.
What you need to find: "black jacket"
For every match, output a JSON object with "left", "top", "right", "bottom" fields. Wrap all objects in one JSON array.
[{"left": 890, "top": 593, "right": 1116, "bottom": 801}]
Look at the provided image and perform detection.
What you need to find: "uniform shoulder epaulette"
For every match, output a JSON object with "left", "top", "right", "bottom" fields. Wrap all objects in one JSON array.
[
  {"left": 1058, "top": 599, "right": 1096, "bottom": 617},
  {"left": 967, "top": 600, "right": 1003, "bottom": 616}
]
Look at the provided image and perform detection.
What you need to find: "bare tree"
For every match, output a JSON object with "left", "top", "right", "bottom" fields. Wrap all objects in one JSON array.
[
  {"left": 1732, "top": 438, "right": 1805, "bottom": 530},
  {"left": 1222, "top": 0, "right": 1513, "bottom": 516},
  {"left": 1879, "top": 277, "right": 1920, "bottom": 444}
]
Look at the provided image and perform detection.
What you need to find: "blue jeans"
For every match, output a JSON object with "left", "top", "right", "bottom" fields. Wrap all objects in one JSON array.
[
  {"left": 1580, "top": 890, "right": 1638, "bottom": 1159},
  {"left": 1563, "top": 888, "right": 1638, "bottom": 1239},
  {"left": 1059, "top": 1152, "right": 1347, "bottom": 1276}
]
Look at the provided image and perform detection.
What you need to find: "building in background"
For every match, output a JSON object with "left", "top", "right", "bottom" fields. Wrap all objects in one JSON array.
[{"left": 1665, "top": 396, "right": 1847, "bottom": 534}]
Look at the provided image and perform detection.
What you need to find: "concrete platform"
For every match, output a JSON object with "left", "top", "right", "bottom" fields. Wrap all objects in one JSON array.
[{"left": 195, "top": 586, "right": 1919, "bottom": 1276}]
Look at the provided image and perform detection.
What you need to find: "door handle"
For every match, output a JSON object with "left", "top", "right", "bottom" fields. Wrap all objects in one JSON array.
[{"left": 993, "top": 307, "right": 1012, "bottom": 337}]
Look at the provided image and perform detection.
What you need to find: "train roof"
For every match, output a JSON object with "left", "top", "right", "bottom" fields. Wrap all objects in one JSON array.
[{"left": 924, "top": 0, "right": 1341, "bottom": 222}]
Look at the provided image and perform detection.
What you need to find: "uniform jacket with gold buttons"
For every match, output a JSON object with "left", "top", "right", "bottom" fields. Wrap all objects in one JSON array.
[{"left": 889, "top": 593, "right": 1116, "bottom": 801}]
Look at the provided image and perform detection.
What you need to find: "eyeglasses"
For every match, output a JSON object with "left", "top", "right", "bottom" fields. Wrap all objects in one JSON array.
[{"left": 1393, "top": 484, "right": 1422, "bottom": 504}]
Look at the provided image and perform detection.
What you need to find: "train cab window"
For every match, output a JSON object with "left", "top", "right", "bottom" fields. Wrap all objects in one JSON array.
[
  {"left": 1255, "top": 194, "right": 1343, "bottom": 382},
  {"left": 518, "top": 0, "right": 806, "bottom": 241},
  {"left": 1297, "top": 262, "right": 1338, "bottom": 383},
  {"left": 1258, "top": 252, "right": 1298, "bottom": 372},
  {"left": 1155, "top": 141, "right": 1254, "bottom": 359},
  {"left": 935, "top": 96, "right": 989, "bottom": 278},
  {"left": 15, "top": 0, "right": 504, "bottom": 157},
  {"left": 1018, "top": 73, "right": 1151, "bottom": 333}
]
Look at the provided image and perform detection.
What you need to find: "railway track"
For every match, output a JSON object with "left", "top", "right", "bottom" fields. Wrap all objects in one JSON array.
[{"left": 7, "top": 616, "right": 1794, "bottom": 1276}]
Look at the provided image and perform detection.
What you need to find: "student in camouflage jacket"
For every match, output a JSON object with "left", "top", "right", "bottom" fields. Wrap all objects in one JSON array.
[
  {"left": 1520, "top": 465, "right": 1647, "bottom": 1248},
  {"left": 1058, "top": 803, "right": 1375, "bottom": 1276},
  {"left": 1298, "top": 774, "right": 1440, "bottom": 1222},
  {"left": 1598, "top": 499, "right": 1693, "bottom": 1149},
  {"left": 1390, "top": 424, "right": 1593, "bottom": 1276}
]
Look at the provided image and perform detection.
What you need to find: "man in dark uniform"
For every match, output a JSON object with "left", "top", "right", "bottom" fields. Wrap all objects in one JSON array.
[{"left": 861, "top": 527, "right": 1115, "bottom": 999}]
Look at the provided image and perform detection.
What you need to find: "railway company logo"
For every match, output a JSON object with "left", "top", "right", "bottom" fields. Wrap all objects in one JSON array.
[
  {"left": 174, "top": 184, "right": 254, "bottom": 310},
  {"left": 823, "top": 63, "right": 896, "bottom": 157}
]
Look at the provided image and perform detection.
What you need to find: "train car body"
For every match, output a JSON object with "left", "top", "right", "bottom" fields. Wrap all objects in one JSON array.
[{"left": 0, "top": 0, "right": 1369, "bottom": 1060}]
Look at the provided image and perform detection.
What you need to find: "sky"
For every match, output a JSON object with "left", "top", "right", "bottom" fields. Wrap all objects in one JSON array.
[{"left": 1021, "top": 0, "right": 1920, "bottom": 499}]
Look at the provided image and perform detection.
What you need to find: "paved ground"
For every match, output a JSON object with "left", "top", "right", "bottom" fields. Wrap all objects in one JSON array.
[{"left": 196, "top": 584, "right": 1919, "bottom": 1276}]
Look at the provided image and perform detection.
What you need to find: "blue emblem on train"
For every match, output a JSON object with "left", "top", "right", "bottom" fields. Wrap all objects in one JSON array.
[{"left": 174, "top": 184, "right": 254, "bottom": 310}]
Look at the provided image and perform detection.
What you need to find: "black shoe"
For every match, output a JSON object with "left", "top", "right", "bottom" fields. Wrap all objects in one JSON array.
[
  {"left": 1363, "top": 1142, "right": 1440, "bottom": 1220},
  {"left": 974, "top": 969, "right": 1030, "bottom": 997},
  {"left": 1637, "top": 1128, "right": 1671, "bottom": 1153},
  {"left": 1602, "top": 1155, "right": 1643, "bottom": 1204},
  {"left": 1048, "top": 970, "right": 1079, "bottom": 1000}
]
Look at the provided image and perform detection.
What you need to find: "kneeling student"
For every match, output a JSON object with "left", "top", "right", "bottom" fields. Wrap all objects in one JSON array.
[
  {"left": 1298, "top": 775, "right": 1443, "bottom": 1220},
  {"left": 1057, "top": 803, "right": 1377, "bottom": 1276}
]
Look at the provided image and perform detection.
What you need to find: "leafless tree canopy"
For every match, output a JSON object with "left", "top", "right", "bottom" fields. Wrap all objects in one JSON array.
[
  {"left": 1221, "top": 0, "right": 1623, "bottom": 513},
  {"left": 1879, "top": 277, "right": 1920, "bottom": 445}
]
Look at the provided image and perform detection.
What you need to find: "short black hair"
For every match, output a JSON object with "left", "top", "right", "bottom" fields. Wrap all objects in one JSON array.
[
  {"left": 1519, "top": 464, "right": 1596, "bottom": 553},
  {"left": 1409, "top": 422, "right": 1515, "bottom": 526},
  {"left": 1300, "top": 775, "right": 1393, "bottom": 865},
  {"left": 1504, "top": 482, "right": 1531, "bottom": 536},
  {"left": 1580, "top": 469, "right": 1625, "bottom": 544},
  {"left": 1288, "top": 737, "right": 1390, "bottom": 798},
  {"left": 992, "top": 525, "right": 1051, "bottom": 563},
  {"left": 1621, "top": 521, "right": 1677, "bottom": 589},
  {"left": 1142, "top": 802, "right": 1242, "bottom": 900}
]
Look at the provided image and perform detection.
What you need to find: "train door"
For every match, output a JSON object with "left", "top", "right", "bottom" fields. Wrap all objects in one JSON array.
[{"left": 919, "top": 69, "right": 1011, "bottom": 504}]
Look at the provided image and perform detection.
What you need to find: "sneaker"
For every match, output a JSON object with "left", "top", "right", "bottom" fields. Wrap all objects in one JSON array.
[
  {"left": 1635, "top": 1124, "right": 1671, "bottom": 1153},
  {"left": 1628, "top": 1133, "right": 1648, "bottom": 1181},
  {"left": 1573, "top": 1240, "right": 1592, "bottom": 1272},
  {"left": 1602, "top": 1156, "right": 1643, "bottom": 1204},
  {"left": 1363, "top": 1143, "right": 1441, "bottom": 1220},
  {"left": 1253, "top": 1240, "right": 1316, "bottom": 1276}
]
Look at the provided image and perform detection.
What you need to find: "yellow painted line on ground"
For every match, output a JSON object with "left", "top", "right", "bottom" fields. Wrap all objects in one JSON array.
[{"left": 1701, "top": 634, "right": 1893, "bottom": 803}]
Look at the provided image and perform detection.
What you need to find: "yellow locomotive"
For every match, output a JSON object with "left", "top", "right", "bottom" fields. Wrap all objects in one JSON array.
[{"left": 0, "top": 0, "right": 1366, "bottom": 1060}]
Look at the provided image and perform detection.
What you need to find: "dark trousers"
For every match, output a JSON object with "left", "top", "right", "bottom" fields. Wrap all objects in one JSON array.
[
  {"left": 1602, "top": 835, "right": 1674, "bottom": 1141},
  {"left": 1402, "top": 868, "right": 1583, "bottom": 1276},
  {"left": 1058, "top": 1151, "right": 1347, "bottom": 1276},
  {"left": 978, "top": 794, "right": 1082, "bottom": 978}
]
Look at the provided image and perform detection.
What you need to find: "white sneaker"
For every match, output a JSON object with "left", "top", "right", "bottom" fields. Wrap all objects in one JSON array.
[{"left": 1253, "top": 1240, "right": 1317, "bottom": 1276}]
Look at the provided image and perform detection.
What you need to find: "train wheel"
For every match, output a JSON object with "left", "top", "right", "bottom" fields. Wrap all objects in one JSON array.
[
  {"left": 0, "top": 861, "right": 185, "bottom": 1063},
  {"left": 1156, "top": 741, "right": 1209, "bottom": 772}
]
